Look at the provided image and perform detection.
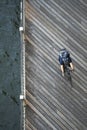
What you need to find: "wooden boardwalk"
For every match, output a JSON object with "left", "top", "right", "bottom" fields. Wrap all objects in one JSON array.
[{"left": 25, "top": 0, "right": 87, "bottom": 130}]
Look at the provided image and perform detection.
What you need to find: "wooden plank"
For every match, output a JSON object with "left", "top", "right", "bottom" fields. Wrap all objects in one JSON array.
[{"left": 25, "top": 0, "right": 87, "bottom": 130}]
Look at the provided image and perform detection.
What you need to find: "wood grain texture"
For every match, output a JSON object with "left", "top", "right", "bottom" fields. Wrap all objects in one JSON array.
[{"left": 25, "top": 0, "right": 87, "bottom": 130}]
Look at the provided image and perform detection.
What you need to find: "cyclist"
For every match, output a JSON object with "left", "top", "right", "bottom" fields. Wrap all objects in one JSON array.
[{"left": 59, "top": 48, "right": 74, "bottom": 76}]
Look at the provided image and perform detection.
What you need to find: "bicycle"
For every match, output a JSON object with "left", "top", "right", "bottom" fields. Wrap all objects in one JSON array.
[{"left": 63, "top": 64, "right": 73, "bottom": 87}]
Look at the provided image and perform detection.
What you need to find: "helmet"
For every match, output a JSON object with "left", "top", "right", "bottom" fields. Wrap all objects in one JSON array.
[{"left": 59, "top": 49, "right": 70, "bottom": 58}]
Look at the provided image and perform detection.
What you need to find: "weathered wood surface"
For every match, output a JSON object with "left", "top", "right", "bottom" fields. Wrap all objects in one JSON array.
[{"left": 25, "top": 0, "right": 87, "bottom": 130}]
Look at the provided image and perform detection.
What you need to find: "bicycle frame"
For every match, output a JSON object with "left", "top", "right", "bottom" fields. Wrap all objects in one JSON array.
[{"left": 64, "top": 64, "right": 72, "bottom": 81}]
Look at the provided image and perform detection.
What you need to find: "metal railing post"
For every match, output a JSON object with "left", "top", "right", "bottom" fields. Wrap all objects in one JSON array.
[{"left": 19, "top": 0, "right": 25, "bottom": 130}]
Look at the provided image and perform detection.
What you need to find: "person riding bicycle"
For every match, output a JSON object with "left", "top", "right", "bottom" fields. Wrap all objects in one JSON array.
[{"left": 59, "top": 48, "right": 74, "bottom": 76}]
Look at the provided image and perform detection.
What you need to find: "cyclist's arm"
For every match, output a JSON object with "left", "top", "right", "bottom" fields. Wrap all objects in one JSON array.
[
  {"left": 59, "top": 58, "right": 64, "bottom": 73},
  {"left": 70, "top": 62, "right": 74, "bottom": 70},
  {"left": 69, "top": 57, "right": 74, "bottom": 70},
  {"left": 61, "top": 65, "right": 64, "bottom": 73}
]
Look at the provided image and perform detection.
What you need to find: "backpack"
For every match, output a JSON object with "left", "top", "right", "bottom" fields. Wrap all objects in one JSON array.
[{"left": 59, "top": 49, "right": 70, "bottom": 65}]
